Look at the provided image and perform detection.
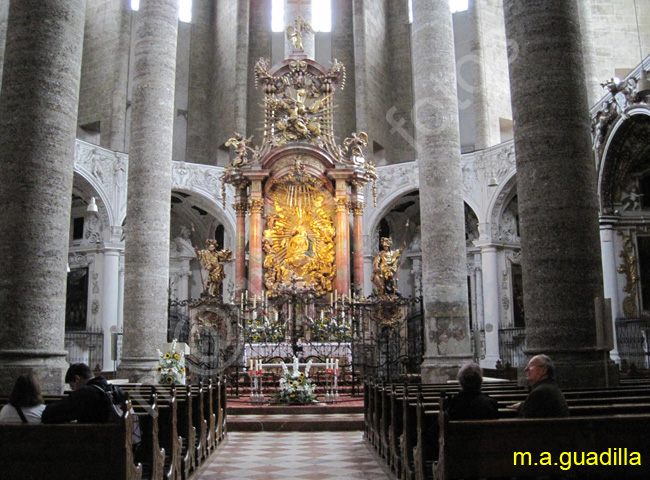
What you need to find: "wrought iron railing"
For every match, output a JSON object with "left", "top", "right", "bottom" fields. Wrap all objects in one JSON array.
[
  {"left": 615, "top": 317, "right": 650, "bottom": 369},
  {"left": 498, "top": 327, "right": 526, "bottom": 368},
  {"left": 65, "top": 328, "right": 104, "bottom": 370}
]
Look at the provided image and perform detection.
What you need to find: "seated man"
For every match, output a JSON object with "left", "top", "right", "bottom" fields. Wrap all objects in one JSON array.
[
  {"left": 445, "top": 362, "right": 499, "bottom": 420},
  {"left": 41, "top": 363, "right": 127, "bottom": 423},
  {"left": 510, "top": 354, "right": 569, "bottom": 418}
]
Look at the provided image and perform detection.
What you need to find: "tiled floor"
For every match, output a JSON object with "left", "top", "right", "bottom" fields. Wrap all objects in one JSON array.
[{"left": 196, "top": 431, "right": 394, "bottom": 480}]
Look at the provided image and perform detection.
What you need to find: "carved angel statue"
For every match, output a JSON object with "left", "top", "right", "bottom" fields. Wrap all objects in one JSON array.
[
  {"left": 371, "top": 237, "right": 405, "bottom": 296},
  {"left": 195, "top": 239, "right": 233, "bottom": 297},
  {"left": 286, "top": 16, "right": 314, "bottom": 52},
  {"left": 225, "top": 132, "right": 255, "bottom": 168},
  {"left": 342, "top": 132, "right": 369, "bottom": 165}
]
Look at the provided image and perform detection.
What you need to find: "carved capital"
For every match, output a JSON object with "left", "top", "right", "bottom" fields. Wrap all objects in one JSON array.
[
  {"left": 335, "top": 197, "right": 351, "bottom": 213},
  {"left": 351, "top": 201, "right": 366, "bottom": 216},
  {"left": 248, "top": 199, "right": 264, "bottom": 215},
  {"left": 233, "top": 202, "right": 248, "bottom": 215}
]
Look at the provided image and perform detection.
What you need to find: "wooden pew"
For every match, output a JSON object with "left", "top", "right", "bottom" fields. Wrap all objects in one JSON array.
[
  {"left": 132, "top": 394, "right": 166, "bottom": 480},
  {"left": 434, "top": 406, "right": 650, "bottom": 479},
  {"left": 0, "top": 401, "right": 142, "bottom": 480}
]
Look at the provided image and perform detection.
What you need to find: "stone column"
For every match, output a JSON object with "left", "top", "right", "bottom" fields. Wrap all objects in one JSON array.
[
  {"left": 412, "top": 0, "right": 473, "bottom": 383},
  {"left": 503, "top": 0, "right": 616, "bottom": 387},
  {"left": 0, "top": 0, "right": 85, "bottom": 394},
  {"left": 351, "top": 184, "right": 365, "bottom": 294},
  {"left": 102, "top": 247, "right": 121, "bottom": 372},
  {"left": 477, "top": 244, "right": 500, "bottom": 368},
  {"left": 285, "top": 0, "right": 314, "bottom": 59},
  {"left": 120, "top": 0, "right": 179, "bottom": 383},
  {"left": 599, "top": 221, "right": 620, "bottom": 362},
  {"left": 331, "top": 171, "right": 352, "bottom": 295}
]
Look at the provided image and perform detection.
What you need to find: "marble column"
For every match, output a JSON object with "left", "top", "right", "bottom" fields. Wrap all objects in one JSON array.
[
  {"left": 284, "top": 0, "right": 314, "bottom": 59},
  {"left": 477, "top": 245, "right": 500, "bottom": 368},
  {"left": 331, "top": 171, "right": 352, "bottom": 295},
  {"left": 412, "top": 0, "right": 472, "bottom": 383},
  {"left": 120, "top": 0, "right": 179, "bottom": 383},
  {"left": 599, "top": 221, "right": 620, "bottom": 362},
  {"left": 503, "top": 0, "right": 616, "bottom": 387},
  {"left": 245, "top": 170, "right": 268, "bottom": 297},
  {"left": 0, "top": 0, "right": 85, "bottom": 394},
  {"left": 102, "top": 247, "right": 121, "bottom": 372},
  {"left": 351, "top": 184, "right": 365, "bottom": 294},
  {"left": 234, "top": 190, "right": 248, "bottom": 296}
]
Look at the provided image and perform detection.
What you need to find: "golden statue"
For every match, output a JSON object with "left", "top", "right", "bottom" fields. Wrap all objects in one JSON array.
[
  {"left": 285, "top": 16, "right": 314, "bottom": 52},
  {"left": 371, "top": 237, "right": 404, "bottom": 296},
  {"left": 225, "top": 132, "right": 254, "bottom": 168},
  {"left": 195, "top": 239, "right": 232, "bottom": 297}
]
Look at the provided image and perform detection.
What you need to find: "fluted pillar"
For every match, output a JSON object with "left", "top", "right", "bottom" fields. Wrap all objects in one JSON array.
[
  {"left": 120, "top": 0, "right": 179, "bottom": 382},
  {"left": 412, "top": 0, "right": 472, "bottom": 383},
  {"left": 504, "top": 0, "right": 616, "bottom": 387},
  {"left": 0, "top": 0, "right": 85, "bottom": 394}
]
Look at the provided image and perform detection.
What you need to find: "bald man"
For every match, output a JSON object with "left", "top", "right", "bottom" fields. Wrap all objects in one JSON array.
[{"left": 510, "top": 354, "right": 569, "bottom": 418}]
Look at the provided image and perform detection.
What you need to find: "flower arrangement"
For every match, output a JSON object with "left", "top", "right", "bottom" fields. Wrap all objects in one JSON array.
[
  {"left": 156, "top": 339, "right": 186, "bottom": 385},
  {"left": 273, "top": 356, "right": 316, "bottom": 404},
  {"left": 244, "top": 311, "right": 286, "bottom": 343},
  {"left": 309, "top": 311, "right": 352, "bottom": 343}
]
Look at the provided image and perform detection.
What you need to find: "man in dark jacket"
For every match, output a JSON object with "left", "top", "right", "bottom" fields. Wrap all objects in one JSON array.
[
  {"left": 41, "top": 363, "right": 127, "bottom": 424},
  {"left": 511, "top": 354, "right": 569, "bottom": 418},
  {"left": 445, "top": 362, "right": 499, "bottom": 420}
]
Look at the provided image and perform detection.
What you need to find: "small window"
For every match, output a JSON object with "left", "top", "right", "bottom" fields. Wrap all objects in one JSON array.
[{"left": 73, "top": 217, "right": 85, "bottom": 240}]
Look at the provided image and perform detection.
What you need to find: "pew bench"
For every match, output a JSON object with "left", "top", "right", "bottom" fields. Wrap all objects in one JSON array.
[
  {"left": 0, "top": 404, "right": 142, "bottom": 480},
  {"left": 434, "top": 412, "right": 650, "bottom": 479}
]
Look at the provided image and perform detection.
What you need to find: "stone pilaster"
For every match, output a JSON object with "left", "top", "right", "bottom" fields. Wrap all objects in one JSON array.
[
  {"left": 503, "top": 0, "right": 616, "bottom": 387},
  {"left": 412, "top": 0, "right": 473, "bottom": 383},
  {"left": 0, "top": 0, "right": 85, "bottom": 394},
  {"left": 102, "top": 246, "right": 122, "bottom": 372},
  {"left": 477, "top": 244, "right": 500, "bottom": 368},
  {"left": 120, "top": 0, "right": 179, "bottom": 383}
]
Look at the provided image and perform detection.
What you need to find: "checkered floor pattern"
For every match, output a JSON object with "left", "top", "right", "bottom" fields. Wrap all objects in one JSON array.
[{"left": 196, "top": 431, "right": 393, "bottom": 479}]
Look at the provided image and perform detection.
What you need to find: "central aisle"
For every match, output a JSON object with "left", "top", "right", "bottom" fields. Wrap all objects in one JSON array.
[{"left": 196, "top": 431, "right": 393, "bottom": 480}]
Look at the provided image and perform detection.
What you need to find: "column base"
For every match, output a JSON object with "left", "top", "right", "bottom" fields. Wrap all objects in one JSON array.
[
  {"left": 420, "top": 354, "right": 473, "bottom": 383},
  {"left": 0, "top": 350, "right": 69, "bottom": 395},
  {"left": 519, "top": 349, "right": 620, "bottom": 388},
  {"left": 480, "top": 354, "right": 502, "bottom": 370},
  {"left": 117, "top": 357, "right": 159, "bottom": 383}
]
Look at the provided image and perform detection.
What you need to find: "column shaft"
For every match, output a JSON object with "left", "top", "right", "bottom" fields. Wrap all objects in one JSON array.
[
  {"left": 120, "top": 0, "right": 179, "bottom": 382},
  {"left": 412, "top": 0, "right": 472, "bottom": 382},
  {"left": 102, "top": 248, "right": 121, "bottom": 372},
  {"left": 479, "top": 246, "right": 500, "bottom": 367},
  {"left": 503, "top": 0, "right": 615, "bottom": 387},
  {"left": 0, "top": 0, "right": 85, "bottom": 394}
]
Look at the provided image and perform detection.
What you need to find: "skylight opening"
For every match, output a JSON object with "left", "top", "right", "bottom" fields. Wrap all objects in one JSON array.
[
  {"left": 131, "top": 0, "right": 193, "bottom": 23},
  {"left": 272, "top": 0, "right": 285, "bottom": 32},
  {"left": 272, "top": 0, "right": 331, "bottom": 33},
  {"left": 408, "top": 0, "right": 469, "bottom": 23}
]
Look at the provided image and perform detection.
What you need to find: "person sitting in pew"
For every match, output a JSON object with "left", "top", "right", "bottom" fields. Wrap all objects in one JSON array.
[
  {"left": 509, "top": 354, "right": 569, "bottom": 418},
  {"left": 445, "top": 362, "right": 499, "bottom": 420},
  {"left": 0, "top": 372, "right": 45, "bottom": 423},
  {"left": 42, "top": 363, "right": 128, "bottom": 423}
]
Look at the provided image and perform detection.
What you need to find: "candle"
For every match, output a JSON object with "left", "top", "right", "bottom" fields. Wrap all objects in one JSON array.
[
  {"left": 320, "top": 310, "right": 324, "bottom": 321},
  {"left": 349, "top": 289, "right": 352, "bottom": 301},
  {"left": 335, "top": 359, "right": 339, "bottom": 374},
  {"left": 275, "top": 310, "right": 279, "bottom": 321},
  {"left": 253, "top": 295, "right": 257, "bottom": 309},
  {"left": 335, "top": 290, "right": 338, "bottom": 303}
]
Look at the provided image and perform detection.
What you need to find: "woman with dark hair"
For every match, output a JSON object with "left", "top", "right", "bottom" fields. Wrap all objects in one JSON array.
[{"left": 0, "top": 373, "right": 45, "bottom": 423}]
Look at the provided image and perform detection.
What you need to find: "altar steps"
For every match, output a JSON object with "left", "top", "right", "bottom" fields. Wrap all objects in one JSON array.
[{"left": 227, "top": 397, "right": 365, "bottom": 432}]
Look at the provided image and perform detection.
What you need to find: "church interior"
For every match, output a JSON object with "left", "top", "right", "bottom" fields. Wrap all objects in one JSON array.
[{"left": 2, "top": 0, "right": 650, "bottom": 479}]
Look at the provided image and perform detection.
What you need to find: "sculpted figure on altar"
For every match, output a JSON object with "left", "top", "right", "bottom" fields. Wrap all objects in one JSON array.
[
  {"left": 195, "top": 239, "right": 232, "bottom": 297},
  {"left": 372, "top": 237, "right": 404, "bottom": 296}
]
